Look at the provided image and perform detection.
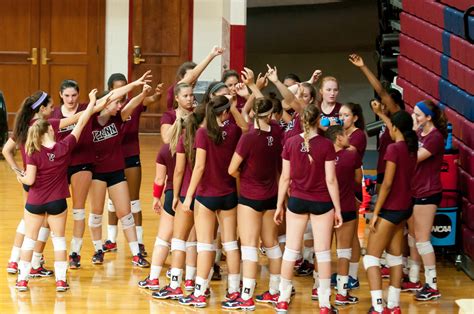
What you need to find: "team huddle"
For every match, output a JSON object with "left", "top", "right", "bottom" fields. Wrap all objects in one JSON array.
[{"left": 3, "top": 46, "right": 447, "bottom": 314}]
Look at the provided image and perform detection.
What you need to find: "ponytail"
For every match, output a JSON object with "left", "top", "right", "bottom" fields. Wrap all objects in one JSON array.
[
  {"left": 25, "top": 119, "right": 50, "bottom": 155},
  {"left": 390, "top": 111, "right": 418, "bottom": 153},
  {"left": 343, "top": 102, "right": 365, "bottom": 130},
  {"left": 205, "top": 96, "right": 230, "bottom": 145},
  {"left": 168, "top": 118, "right": 184, "bottom": 156},
  {"left": 301, "top": 104, "right": 321, "bottom": 163},
  {"left": 419, "top": 100, "right": 448, "bottom": 139},
  {"left": 13, "top": 91, "right": 51, "bottom": 145},
  {"left": 253, "top": 98, "right": 273, "bottom": 133},
  {"left": 184, "top": 104, "right": 206, "bottom": 166}
]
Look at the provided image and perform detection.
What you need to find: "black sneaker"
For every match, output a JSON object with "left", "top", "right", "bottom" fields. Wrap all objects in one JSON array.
[
  {"left": 295, "top": 260, "right": 314, "bottom": 276},
  {"left": 92, "top": 250, "right": 104, "bottom": 264},
  {"left": 211, "top": 263, "right": 222, "bottom": 281},
  {"left": 139, "top": 243, "right": 148, "bottom": 257},
  {"left": 69, "top": 253, "right": 81, "bottom": 269},
  {"left": 415, "top": 283, "right": 441, "bottom": 301}
]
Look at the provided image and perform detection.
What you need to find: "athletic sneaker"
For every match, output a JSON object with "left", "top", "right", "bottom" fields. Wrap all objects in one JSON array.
[
  {"left": 56, "top": 280, "right": 69, "bottom": 292},
  {"left": 139, "top": 243, "right": 147, "bottom": 257},
  {"left": 178, "top": 294, "right": 207, "bottom": 308},
  {"left": 92, "top": 250, "right": 104, "bottom": 264},
  {"left": 132, "top": 254, "right": 150, "bottom": 268},
  {"left": 401, "top": 279, "right": 422, "bottom": 292},
  {"left": 152, "top": 285, "right": 183, "bottom": 299},
  {"left": 225, "top": 291, "right": 241, "bottom": 301},
  {"left": 320, "top": 305, "right": 339, "bottom": 314},
  {"left": 102, "top": 240, "right": 117, "bottom": 252},
  {"left": 30, "top": 266, "right": 54, "bottom": 277},
  {"left": 212, "top": 263, "right": 222, "bottom": 281},
  {"left": 385, "top": 306, "right": 402, "bottom": 314},
  {"left": 335, "top": 293, "right": 359, "bottom": 305},
  {"left": 7, "top": 261, "right": 18, "bottom": 274},
  {"left": 415, "top": 284, "right": 441, "bottom": 301},
  {"left": 138, "top": 276, "right": 160, "bottom": 290},
  {"left": 330, "top": 272, "right": 337, "bottom": 287},
  {"left": 166, "top": 268, "right": 171, "bottom": 279},
  {"left": 184, "top": 279, "right": 195, "bottom": 291},
  {"left": 311, "top": 288, "right": 318, "bottom": 300},
  {"left": 69, "top": 253, "right": 81, "bottom": 269},
  {"left": 367, "top": 307, "right": 385, "bottom": 314},
  {"left": 15, "top": 280, "right": 28, "bottom": 292},
  {"left": 221, "top": 297, "right": 256, "bottom": 311},
  {"left": 294, "top": 257, "right": 303, "bottom": 269},
  {"left": 381, "top": 265, "right": 390, "bottom": 279},
  {"left": 295, "top": 260, "right": 314, "bottom": 276},
  {"left": 275, "top": 301, "right": 289, "bottom": 313},
  {"left": 255, "top": 290, "right": 279, "bottom": 304},
  {"left": 347, "top": 276, "right": 360, "bottom": 290}
]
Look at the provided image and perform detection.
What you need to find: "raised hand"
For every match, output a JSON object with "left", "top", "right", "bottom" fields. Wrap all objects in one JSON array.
[
  {"left": 256, "top": 73, "right": 268, "bottom": 90},
  {"left": 370, "top": 99, "right": 383, "bottom": 116},
  {"left": 240, "top": 67, "right": 256, "bottom": 85},
  {"left": 308, "top": 69, "right": 322, "bottom": 84},
  {"left": 349, "top": 54, "right": 364, "bottom": 67},
  {"left": 210, "top": 46, "right": 225, "bottom": 57},
  {"left": 88, "top": 88, "right": 98, "bottom": 103},
  {"left": 235, "top": 83, "right": 250, "bottom": 98},
  {"left": 142, "top": 84, "right": 153, "bottom": 95},
  {"left": 134, "top": 70, "right": 153, "bottom": 87},
  {"left": 266, "top": 64, "right": 279, "bottom": 83},
  {"left": 154, "top": 83, "right": 164, "bottom": 96}
]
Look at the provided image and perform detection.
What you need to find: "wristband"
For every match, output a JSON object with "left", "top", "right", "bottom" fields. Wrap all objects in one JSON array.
[{"left": 153, "top": 183, "right": 164, "bottom": 198}]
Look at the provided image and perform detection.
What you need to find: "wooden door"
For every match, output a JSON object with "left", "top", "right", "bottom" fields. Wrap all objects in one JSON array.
[
  {"left": 131, "top": 0, "right": 191, "bottom": 132},
  {"left": 0, "top": 0, "right": 40, "bottom": 128}
]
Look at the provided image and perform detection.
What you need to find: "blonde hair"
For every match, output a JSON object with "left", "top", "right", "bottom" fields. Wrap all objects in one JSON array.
[
  {"left": 25, "top": 119, "right": 50, "bottom": 156},
  {"left": 301, "top": 104, "right": 321, "bottom": 163},
  {"left": 318, "top": 76, "right": 339, "bottom": 104},
  {"left": 168, "top": 117, "right": 184, "bottom": 156}
]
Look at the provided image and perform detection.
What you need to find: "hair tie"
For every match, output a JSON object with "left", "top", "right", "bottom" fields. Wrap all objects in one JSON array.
[
  {"left": 212, "top": 98, "right": 231, "bottom": 113},
  {"left": 257, "top": 108, "right": 273, "bottom": 117},
  {"left": 31, "top": 92, "right": 48, "bottom": 110},
  {"left": 209, "top": 82, "right": 227, "bottom": 95},
  {"left": 416, "top": 101, "right": 434, "bottom": 117}
]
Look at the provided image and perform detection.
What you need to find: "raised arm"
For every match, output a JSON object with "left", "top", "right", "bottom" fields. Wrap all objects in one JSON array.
[
  {"left": 121, "top": 84, "right": 152, "bottom": 121},
  {"left": 110, "top": 70, "right": 152, "bottom": 102},
  {"left": 371, "top": 99, "right": 392, "bottom": 130},
  {"left": 143, "top": 83, "right": 164, "bottom": 107},
  {"left": 266, "top": 64, "right": 305, "bottom": 113},
  {"left": 179, "top": 46, "right": 225, "bottom": 85}
]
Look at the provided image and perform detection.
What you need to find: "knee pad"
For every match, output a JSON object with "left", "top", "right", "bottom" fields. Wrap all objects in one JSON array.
[
  {"left": 16, "top": 219, "right": 26, "bottom": 234},
  {"left": 21, "top": 237, "right": 36, "bottom": 251},
  {"left": 278, "top": 235, "right": 286, "bottom": 244},
  {"left": 282, "top": 247, "right": 300, "bottom": 262},
  {"left": 265, "top": 245, "right": 282, "bottom": 259},
  {"left": 37, "top": 227, "right": 50, "bottom": 242},
  {"left": 222, "top": 241, "right": 239, "bottom": 252},
  {"left": 154, "top": 237, "right": 170, "bottom": 248},
  {"left": 336, "top": 248, "right": 352, "bottom": 260},
  {"left": 171, "top": 238, "right": 186, "bottom": 252},
  {"left": 386, "top": 253, "right": 403, "bottom": 267},
  {"left": 52, "top": 236, "right": 67, "bottom": 251},
  {"left": 363, "top": 255, "right": 380, "bottom": 270},
  {"left": 131, "top": 200, "right": 142, "bottom": 214},
  {"left": 72, "top": 209, "right": 85, "bottom": 221},
  {"left": 120, "top": 213, "right": 135, "bottom": 230},
  {"left": 315, "top": 250, "right": 331, "bottom": 263},
  {"left": 416, "top": 241, "right": 434, "bottom": 255},
  {"left": 407, "top": 234, "right": 415, "bottom": 248},
  {"left": 107, "top": 199, "right": 115, "bottom": 212},
  {"left": 197, "top": 242, "right": 215, "bottom": 253},
  {"left": 88, "top": 214, "right": 103, "bottom": 228},
  {"left": 186, "top": 241, "right": 197, "bottom": 249},
  {"left": 241, "top": 246, "right": 258, "bottom": 262}
]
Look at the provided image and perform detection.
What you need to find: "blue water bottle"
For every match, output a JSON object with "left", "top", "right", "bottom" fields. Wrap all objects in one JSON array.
[{"left": 445, "top": 122, "right": 453, "bottom": 151}]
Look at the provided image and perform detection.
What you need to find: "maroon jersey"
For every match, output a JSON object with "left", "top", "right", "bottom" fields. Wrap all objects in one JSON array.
[
  {"left": 382, "top": 141, "right": 417, "bottom": 210},
  {"left": 156, "top": 143, "right": 176, "bottom": 192},
  {"left": 320, "top": 102, "right": 342, "bottom": 122},
  {"left": 282, "top": 135, "right": 336, "bottom": 202},
  {"left": 412, "top": 128, "right": 444, "bottom": 198},
  {"left": 122, "top": 104, "right": 145, "bottom": 158},
  {"left": 235, "top": 122, "right": 283, "bottom": 200},
  {"left": 377, "top": 124, "right": 394, "bottom": 175},
  {"left": 160, "top": 109, "right": 177, "bottom": 126},
  {"left": 335, "top": 149, "right": 362, "bottom": 212},
  {"left": 25, "top": 135, "right": 77, "bottom": 205},
  {"left": 282, "top": 113, "right": 302, "bottom": 145},
  {"left": 51, "top": 104, "right": 94, "bottom": 165},
  {"left": 194, "top": 122, "right": 241, "bottom": 197},
  {"left": 176, "top": 135, "right": 193, "bottom": 197},
  {"left": 91, "top": 113, "right": 125, "bottom": 173},
  {"left": 349, "top": 128, "right": 367, "bottom": 159}
]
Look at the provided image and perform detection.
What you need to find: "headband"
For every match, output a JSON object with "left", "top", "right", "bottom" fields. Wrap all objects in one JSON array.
[
  {"left": 257, "top": 108, "right": 273, "bottom": 117},
  {"left": 209, "top": 82, "right": 227, "bottom": 95},
  {"left": 31, "top": 92, "right": 48, "bottom": 110},
  {"left": 212, "top": 98, "right": 231, "bottom": 113},
  {"left": 415, "top": 101, "right": 434, "bottom": 117}
]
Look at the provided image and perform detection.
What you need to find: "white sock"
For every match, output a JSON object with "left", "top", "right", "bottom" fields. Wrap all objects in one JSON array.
[
  {"left": 370, "top": 290, "right": 384, "bottom": 312},
  {"left": 318, "top": 279, "right": 331, "bottom": 308},
  {"left": 312, "top": 271, "right": 319, "bottom": 289},
  {"left": 349, "top": 262, "right": 359, "bottom": 279},
  {"left": 337, "top": 275, "right": 349, "bottom": 296},
  {"left": 424, "top": 265, "right": 437, "bottom": 289},
  {"left": 185, "top": 266, "right": 197, "bottom": 281},
  {"left": 93, "top": 240, "right": 103, "bottom": 252},
  {"left": 170, "top": 268, "right": 183, "bottom": 289},
  {"left": 9, "top": 246, "right": 21, "bottom": 263},
  {"left": 54, "top": 261, "right": 68, "bottom": 281},
  {"left": 18, "top": 260, "right": 32, "bottom": 281},
  {"left": 194, "top": 276, "right": 208, "bottom": 297},
  {"left": 387, "top": 285, "right": 401, "bottom": 309},
  {"left": 269, "top": 274, "right": 280, "bottom": 295},
  {"left": 31, "top": 252, "right": 42, "bottom": 269},
  {"left": 215, "top": 249, "right": 222, "bottom": 264},
  {"left": 303, "top": 246, "right": 314, "bottom": 263},
  {"left": 228, "top": 273, "right": 241, "bottom": 294},
  {"left": 149, "top": 265, "right": 162, "bottom": 280},
  {"left": 136, "top": 226, "right": 144, "bottom": 244},
  {"left": 129, "top": 241, "right": 140, "bottom": 256},
  {"left": 241, "top": 277, "right": 256, "bottom": 300},
  {"left": 107, "top": 225, "right": 118, "bottom": 243},
  {"left": 409, "top": 260, "right": 421, "bottom": 283},
  {"left": 71, "top": 237, "right": 83, "bottom": 254},
  {"left": 278, "top": 277, "right": 293, "bottom": 302}
]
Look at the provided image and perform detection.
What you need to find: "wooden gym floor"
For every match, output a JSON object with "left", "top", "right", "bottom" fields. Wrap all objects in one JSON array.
[{"left": 1, "top": 135, "right": 473, "bottom": 313}]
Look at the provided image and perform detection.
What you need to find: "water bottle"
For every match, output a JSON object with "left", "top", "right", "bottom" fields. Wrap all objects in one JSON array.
[
  {"left": 320, "top": 116, "right": 330, "bottom": 127},
  {"left": 445, "top": 122, "right": 453, "bottom": 151}
]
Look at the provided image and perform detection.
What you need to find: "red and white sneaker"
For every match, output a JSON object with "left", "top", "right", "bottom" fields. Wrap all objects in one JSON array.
[
  {"left": 7, "top": 262, "right": 18, "bottom": 274},
  {"left": 335, "top": 293, "right": 359, "bottom": 305},
  {"left": 178, "top": 294, "right": 207, "bottom": 308},
  {"left": 311, "top": 288, "right": 318, "bottom": 300},
  {"left": 30, "top": 266, "right": 54, "bottom": 277},
  {"left": 381, "top": 265, "right": 390, "bottom": 279},
  {"left": 138, "top": 276, "right": 160, "bottom": 290},
  {"left": 205, "top": 288, "right": 211, "bottom": 297},
  {"left": 102, "top": 240, "right": 117, "bottom": 252},
  {"left": 401, "top": 279, "right": 422, "bottom": 292},
  {"left": 276, "top": 301, "right": 289, "bottom": 313},
  {"left": 415, "top": 284, "right": 441, "bottom": 301},
  {"left": 367, "top": 306, "right": 385, "bottom": 314},
  {"left": 255, "top": 290, "right": 279, "bottom": 304},
  {"left": 221, "top": 297, "right": 256, "bottom": 310},
  {"left": 385, "top": 306, "right": 402, "bottom": 314},
  {"left": 152, "top": 285, "right": 183, "bottom": 299},
  {"left": 184, "top": 279, "right": 195, "bottom": 291},
  {"left": 294, "top": 257, "right": 303, "bottom": 269},
  {"left": 56, "top": 280, "right": 69, "bottom": 292},
  {"left": 225, "top": 291, "right": 241, "bottom": 301},
  {"left": 132, "top": 254, "right": 150, "bottom": 268},
  {"left": 15, "top": 280, "right": 28, "bottom": 292},
  {"left": 320, "top": 305, "right": 339, "bottom": 313}
]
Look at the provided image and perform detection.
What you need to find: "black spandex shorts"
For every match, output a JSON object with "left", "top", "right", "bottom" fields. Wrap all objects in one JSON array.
[
  {"left": 355, "top": 191, "right": 363, "bottom": 203},
  {"left": 163, "top": 190, "right": 174, "bottom": 216},
  {"left": 377, "top": 173, "right": 385, "bottom": 185},
  {"left": 413, "top": 192, "right": 442, "bottom": 206},
  {"left": 196, "top": 192, "right": 238, "bottom": 211},
  {"left": 342, "top": 211, "right": 358, "bottom": 223},
  {"left": 23, "top": 184, "right": 30, "bottom": 192},
  {"left": 379, "top": 208, "right": 413, "bottom": 225},
  {"left": 238, "top": 195, "right": 277, "bottom": 212},
  {"left": 26, "top": 199, "right": 67, "bottom": 215},
  {"left": 125, "top": 155, "right": 141, "bottom": 168},
  {"left": 92, "top": 169, "right": 126, "bottom": 187},
  {"left": 179, "top": 196, "right": 195, "bottom": 211},
  {"left": 287, "top": 197, "right": 334, "bottom": 215},
  {"left": 67, "top": 163, "right": 93, "bottom": 184}
]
